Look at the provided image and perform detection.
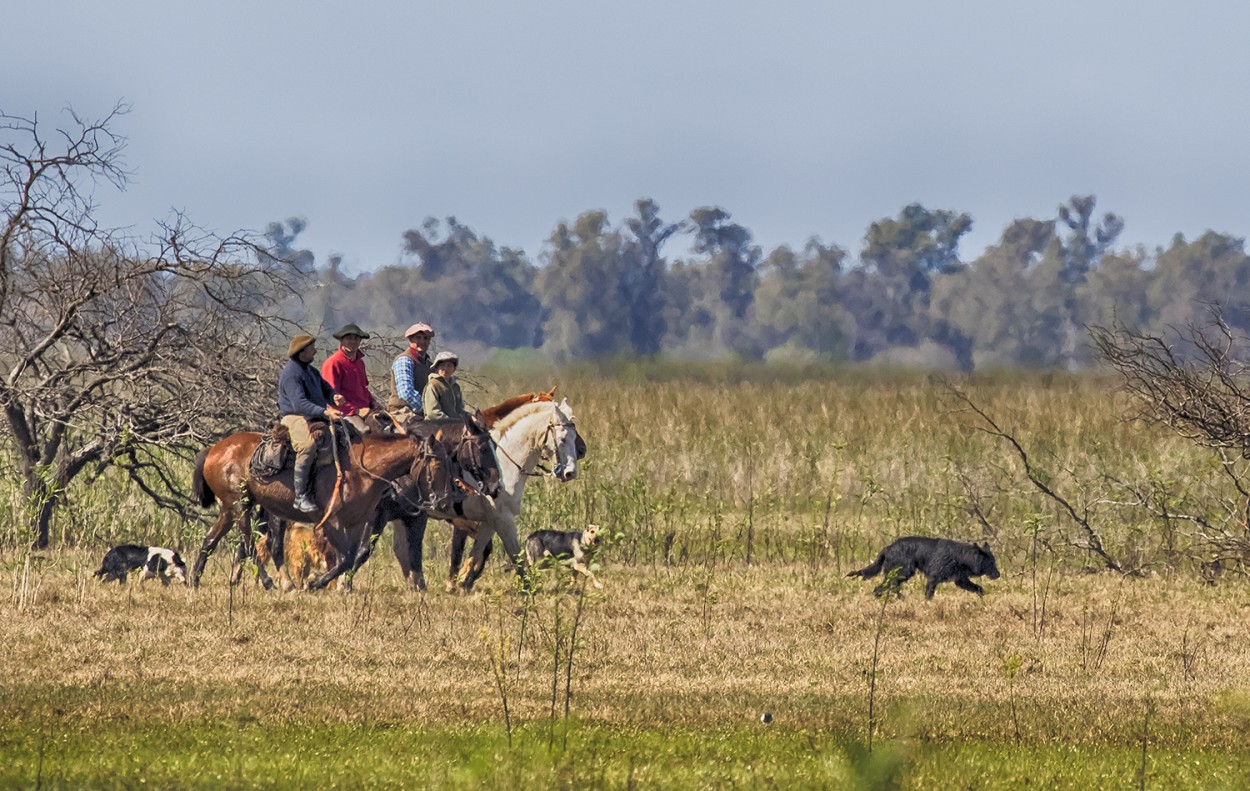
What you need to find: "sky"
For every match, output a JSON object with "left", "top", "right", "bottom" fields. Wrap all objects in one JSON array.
[{"left": 7, "top": 1, "right": 1250, "bottom": 276}]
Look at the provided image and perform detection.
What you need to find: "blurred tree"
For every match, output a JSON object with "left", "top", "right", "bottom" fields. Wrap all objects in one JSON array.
[
  {"left": 933, "top": 218, "right": 1061, "bottom": 367},
  {"left": 1052, "top": 195, "right": 1124, "bottom": 366},
  {"left": 538, "top": 210, "right": 626, "bottom": 361},
  {"left": 754, "top": 239, "right": 852, "bottom": 357},
  {"left": 1082, "top": 248, "right": 1151, "bottom": 331},
  {"left": 394, "top": 217, "right": 542, "bottom": 348},
  {"left": 851, "top": 203, "right": 972, "bottom": 365},
  {"left": 621, "top": 199, "right": 681, "bottom": 356},
  {"left": 686, "top": 206, "right": 762, "bottom": 356},
  {"left": 1147, "top": 231, "right": 1250, "bottom": 332}
]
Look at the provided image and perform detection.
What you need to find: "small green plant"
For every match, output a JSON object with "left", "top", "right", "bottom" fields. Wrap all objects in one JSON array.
[
  {"left": 481, "top": 595, "right": 515, "bottom": 747},
  {"left": 1079, "top": 600, "right": 1117, "bottom": 673},
  {"left": 1002, "top": 653, "right": 1023, "bottom": 743},
  {"left": 867, "top": 566, "right": 900, "bottom": 752}
]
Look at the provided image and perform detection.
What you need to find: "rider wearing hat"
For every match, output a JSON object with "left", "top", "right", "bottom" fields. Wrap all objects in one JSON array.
[
  {"left": 279, "top": 334, "right": 343, "bottom": 513},
  {"left": 321, "top": 322, "right": 377, "bottom": 433},
  {"left": 423, "top": 350, "right": 467, "bottom": 420},
  {"left": 389, "top": 322, "right": 435, "bottom": 419}
]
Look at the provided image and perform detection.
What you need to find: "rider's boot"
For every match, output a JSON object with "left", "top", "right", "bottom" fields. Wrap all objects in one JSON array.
[{"left": 291, "top": 448, "right": 318, "bottom": 514}]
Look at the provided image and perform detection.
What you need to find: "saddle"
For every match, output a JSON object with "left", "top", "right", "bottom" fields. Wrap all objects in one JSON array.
[{"left": 248, "top": 420, "right": 353, "bottom": 479}]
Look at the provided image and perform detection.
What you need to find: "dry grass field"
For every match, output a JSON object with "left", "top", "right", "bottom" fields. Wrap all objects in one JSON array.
[{"left": 4, "top": 370, "right": 1250, "bottom": 788}]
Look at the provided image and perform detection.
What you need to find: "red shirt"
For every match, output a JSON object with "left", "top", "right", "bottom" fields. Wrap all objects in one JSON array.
[{"left": 321, "top": 348, "right": 374, "bottom": 415}]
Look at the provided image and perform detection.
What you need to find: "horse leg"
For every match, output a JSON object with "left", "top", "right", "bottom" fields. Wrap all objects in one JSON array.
[
  {"left": 340, "top": 534, "right": 378, "bottom": 593},
  {"left": 459, "top": 530, "right": 495, "bottom": 593},
  {"left": 236, "top": 509, "right": 276, "bottom": 591},
  {"left": 391, "top": 512, "right": 428, "bottom": 592},
  {"left": 446, "top": 525, "right": 468, "bottom": 593},
  {"left": 306, "top": 524, "right": 357, "bottom": 591},
  {"left": 494, "top": 513, "right": 527, "bottom": 577},
  {"left": 191, "top": 507, "right": 237, "bottom": 587}
]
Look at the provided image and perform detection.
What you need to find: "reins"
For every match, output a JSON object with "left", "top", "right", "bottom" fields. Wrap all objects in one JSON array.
[{"left": 311, "top": 420, "right": 346, "bottom": 531}]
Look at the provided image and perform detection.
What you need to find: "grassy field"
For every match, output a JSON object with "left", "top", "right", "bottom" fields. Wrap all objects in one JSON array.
[{"left": 4, "top": 371, "right": 1250, "bottom": 788}]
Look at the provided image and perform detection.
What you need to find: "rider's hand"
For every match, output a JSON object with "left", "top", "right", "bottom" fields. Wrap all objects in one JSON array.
[
  {"left": 333, "top": 394, "right": 346, "bottom": 407},
  {"left": 325, "top": 406, "right": 344, "bottom": 420}
]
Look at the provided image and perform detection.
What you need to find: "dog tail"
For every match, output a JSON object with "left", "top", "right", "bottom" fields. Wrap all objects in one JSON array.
[{"left": 847, "top": 554, "right": 884, "bottom": 579}]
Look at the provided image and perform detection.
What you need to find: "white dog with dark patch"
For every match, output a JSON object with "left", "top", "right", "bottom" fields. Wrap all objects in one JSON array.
[
  {"left": 524, "top": 524, "right": 603, "bottom": 588},
  {"left": 94, "top": 544, "right": 188, "bottom": 586}
]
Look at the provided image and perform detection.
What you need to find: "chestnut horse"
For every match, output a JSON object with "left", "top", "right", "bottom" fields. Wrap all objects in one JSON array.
[{"left": 190, "top": 418, "right": 499, "bottom": 590}]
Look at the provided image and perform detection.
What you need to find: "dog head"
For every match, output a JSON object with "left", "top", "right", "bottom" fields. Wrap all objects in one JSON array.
[
  {"left": 147, "top": 547, "right": 188, "bottom": 585},
  {"left": 581, "top": 523, "right": 602, "bottom": 547}
]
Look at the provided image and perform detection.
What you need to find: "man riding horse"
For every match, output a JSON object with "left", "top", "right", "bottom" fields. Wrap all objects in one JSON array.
[{"left": 279, "top": 333, "right": 344, "bottom": 514}]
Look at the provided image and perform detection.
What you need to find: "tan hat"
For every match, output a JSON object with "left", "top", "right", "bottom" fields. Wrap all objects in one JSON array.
[
  {"left": 432, "top": 351, "right": 459, "bottom": 367},
  {"left": 287, "top": 334, "right": 316, "bottom": 359},
  {"left": 405, "top": 322, "right": 435, "bottom": 339}
]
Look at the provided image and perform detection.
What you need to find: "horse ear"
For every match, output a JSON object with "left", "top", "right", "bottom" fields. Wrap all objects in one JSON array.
[
  {"left": 546, "top": 385, "right": 557, "bottom": 397},
  {"left": 981, "top": 542, "right": 991, "bottom": 552}
]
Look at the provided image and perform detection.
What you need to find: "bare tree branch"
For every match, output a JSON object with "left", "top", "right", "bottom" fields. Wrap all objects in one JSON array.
[
  {"left": 0, "top": 105, "right": 301, "bottom": 547},
  {"left": 942, "top": 380, "right": 1123, "bottom": 572}
]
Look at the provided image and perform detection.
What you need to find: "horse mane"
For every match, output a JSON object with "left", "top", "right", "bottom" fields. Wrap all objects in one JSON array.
[
  {"left": 491, "top": 399, "right": 554, "bottom": 439},
  {"left": 480, "top": 388, "right": 555, "bottom": 428}
]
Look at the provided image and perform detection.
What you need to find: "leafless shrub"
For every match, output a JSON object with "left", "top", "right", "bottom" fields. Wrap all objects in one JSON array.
[{"left": 1, "top": 104, "right": 303, "bottom": 547}]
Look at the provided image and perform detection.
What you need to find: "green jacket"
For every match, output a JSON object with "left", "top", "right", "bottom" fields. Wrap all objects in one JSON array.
[{"left": 423, "top": 373, "right": 465, "bottom": 420}]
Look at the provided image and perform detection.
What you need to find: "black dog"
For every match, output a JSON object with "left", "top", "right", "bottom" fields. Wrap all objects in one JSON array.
[
  {"left": 848, "top": 536, "right": 999, "bottom": 598},
  {"left": 94, "top": 544, "right": 188, "bottom": 585}
]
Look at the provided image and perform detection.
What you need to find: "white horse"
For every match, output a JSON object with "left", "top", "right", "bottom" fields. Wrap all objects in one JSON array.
[{"left": 442, "top": 397, "right": 581, "bottom": 592}]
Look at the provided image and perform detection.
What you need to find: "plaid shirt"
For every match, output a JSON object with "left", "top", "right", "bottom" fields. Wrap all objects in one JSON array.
[{"left": 391, "top": 352, "right": 427, "bottom": 412}]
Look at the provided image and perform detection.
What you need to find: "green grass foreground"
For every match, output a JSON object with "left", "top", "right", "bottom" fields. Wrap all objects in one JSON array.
[{"left": 3, "top": 718, "right": 1249, "bottom": 790}]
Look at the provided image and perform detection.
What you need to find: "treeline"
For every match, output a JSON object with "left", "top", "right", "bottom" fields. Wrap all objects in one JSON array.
[{"left": 281, "top": 195, "right": 1250, "bottom": 369}]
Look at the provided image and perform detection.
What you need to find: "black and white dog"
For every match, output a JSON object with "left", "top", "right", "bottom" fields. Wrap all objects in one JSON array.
[
  {"left": 94, "top": 544, "right": 188, "bottom": 586},
  {"left": 524, "top": 524, "right": 603, "bottom": 589}
]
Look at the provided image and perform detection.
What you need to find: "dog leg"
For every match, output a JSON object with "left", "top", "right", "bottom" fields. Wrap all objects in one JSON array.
[{"left": 571, "top": 559, "right": 602, "bottom": 589}]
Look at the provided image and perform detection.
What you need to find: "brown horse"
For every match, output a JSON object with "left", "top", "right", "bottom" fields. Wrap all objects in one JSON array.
[{"left": 191, "top": 418, "right": 499, "bottom": 590}]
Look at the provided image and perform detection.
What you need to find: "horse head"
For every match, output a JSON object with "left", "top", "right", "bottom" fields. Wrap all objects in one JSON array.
[
  {"left": 545, "top": 398, "right": 580, "bottom": 482},
  {"left": 461, "top": 411, "right": 502, "bottom": 497}
]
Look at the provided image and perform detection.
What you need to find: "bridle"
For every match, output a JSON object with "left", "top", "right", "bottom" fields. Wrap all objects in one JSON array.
[
  {"left": 494, "top": 414, "right": 577, "bottom": 478},
  {"left": 446, "top": 420, "right": 500, "bottom": 497}
]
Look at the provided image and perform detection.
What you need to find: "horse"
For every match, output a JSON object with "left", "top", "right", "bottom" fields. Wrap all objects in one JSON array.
[
  {"left": 386, "top": 388, "right": 558, "bottom": 591},
  {"left": 190, "top": 416, "right": 500, "bottom": 590},
  {"left": 438, "top": 397, "right": 582, "bottom": 593}
]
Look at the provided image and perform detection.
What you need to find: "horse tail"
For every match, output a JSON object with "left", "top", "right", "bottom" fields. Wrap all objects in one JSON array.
[
  {"left": 847, "top": 554, "right": 884, "bottom": 579},
  {"left": 192, "top": 448, "right": 216, "bottom": 508}
]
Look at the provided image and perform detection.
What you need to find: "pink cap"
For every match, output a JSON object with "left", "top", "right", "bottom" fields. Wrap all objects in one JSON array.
[{"left": 405, "top": 322, "right": 434, "bottom": 338}]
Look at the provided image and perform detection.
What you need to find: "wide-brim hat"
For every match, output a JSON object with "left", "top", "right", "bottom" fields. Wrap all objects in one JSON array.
[
  {"left": 332, "top": 322, "right": 371, "bottom": 340},
  {"left": 288, "top": 334, "right": 316, "bottom": 359},
  {"left": 405, "top": 322, "right": 435, "bottom": 339},
  {"left": 432, "top": 351, "right": 459, "bottom": 367}
]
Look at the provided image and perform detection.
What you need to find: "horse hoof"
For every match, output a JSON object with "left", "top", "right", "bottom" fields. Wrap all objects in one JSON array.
[{"left": 412, "top": 575, "right": 427, "bottom": 592}]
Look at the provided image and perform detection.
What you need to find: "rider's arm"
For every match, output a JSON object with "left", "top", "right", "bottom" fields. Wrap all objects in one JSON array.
[
  {"left": 392, "top": 356, "right": 423, "bottom": 412},
  {"left": 278, "top": 364, "right": 333, "bottom": 420}
]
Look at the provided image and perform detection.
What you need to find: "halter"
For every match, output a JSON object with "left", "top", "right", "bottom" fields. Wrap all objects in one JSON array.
[{"left": 494, "top": 413, "right": 577, "bottom": 478}]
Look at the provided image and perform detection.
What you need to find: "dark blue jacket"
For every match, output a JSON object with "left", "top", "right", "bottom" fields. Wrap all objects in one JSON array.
[{"left": 278, "top": 359, "right": 336, "bottom": 419}]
